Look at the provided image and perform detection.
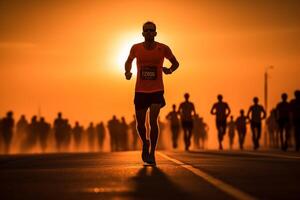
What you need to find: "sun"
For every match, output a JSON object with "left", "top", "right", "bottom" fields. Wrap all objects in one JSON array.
[{"left": 115, "top": 34, "right": 141, "bottom": 75}]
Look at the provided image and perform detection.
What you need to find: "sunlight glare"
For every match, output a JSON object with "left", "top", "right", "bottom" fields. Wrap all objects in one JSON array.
[{"left": 115, "top": 35, "right": 141, "bottom": 75}]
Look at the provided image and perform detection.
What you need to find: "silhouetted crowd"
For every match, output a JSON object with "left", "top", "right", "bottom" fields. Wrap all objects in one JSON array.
[
  {"left": 0, "top": 111, "right": 143, "bottom": 154},
  {"left": 208, "top": 90, "right": 300, "bottom": 151},
  {"left": 0, "top": 90, "right": 299, "bottom": 154},
  {"left": 0, "top": 112, "right": 107, "bottom": 154}
]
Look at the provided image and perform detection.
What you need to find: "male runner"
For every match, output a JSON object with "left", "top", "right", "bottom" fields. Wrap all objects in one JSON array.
[
  {"left": 235, "top": 109, "right": 247, "bottom": 150},
  {"left": 290, "top": 90, "right": 300, "bottom": 151},
  {"left": 210, "top": 94, "right": 231, "bottom": 150},
  {"left": 166, "top": 104, "right": 180, "bottom": 149},
  {"left": 125, "top": 21, "right": 179, "bottom": 164},
  {"left": 178, "top": 93, "right": 196, "bottom": 151},
  {"left": 247, "top": 97, "right": 266, "bottom": 150},
  {"left": 276, "top": 93, "right": 290, "bottom": 151}
]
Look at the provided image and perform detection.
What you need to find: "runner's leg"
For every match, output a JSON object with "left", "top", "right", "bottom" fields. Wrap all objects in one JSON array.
[
  {"left": 149, "top": 104, "right": 161, "bottom": 154},
  {"left": 136, "top": 107, "right": 150, "bottom": 162},
  {"left": 135, "top": 108, "right": 148, "bottom": 144}
]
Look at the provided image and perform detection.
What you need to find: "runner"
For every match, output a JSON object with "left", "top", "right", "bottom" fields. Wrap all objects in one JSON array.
[
  {"left": 247, "top": 97, "right": 266, "bottom": 150},
  {"left": 178, "top": 93, "right": 196, "bottom": 151},
  {"left": 124, "top": 21, "right": 179, "bottom": 164},
  {"left": 290, "top": 90, "right": 300, "bottom": 151},
  {"left": 275, "top": 93, "right": 290, "bottom": 151},
  {"left": 166, "top": 104, "right": 180, "bottom": 149},
  {"left": 235, "top": 109, "right": 248, "bottom": 150},
  {"left": 210, "top": 94, "right": 231, "bottom": 150}
]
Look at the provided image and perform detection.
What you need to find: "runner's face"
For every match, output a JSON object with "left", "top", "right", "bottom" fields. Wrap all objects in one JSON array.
[{"left": 142, "top": 24, "right": 156, "bottom": 41}]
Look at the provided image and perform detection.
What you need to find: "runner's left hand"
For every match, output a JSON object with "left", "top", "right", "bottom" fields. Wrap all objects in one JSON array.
[{"left": 163, "top": 67, "right": 172, "bottom": 74}]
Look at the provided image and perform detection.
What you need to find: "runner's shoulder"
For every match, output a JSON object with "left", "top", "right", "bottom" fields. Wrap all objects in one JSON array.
[
  {"left": 131, "top": 42, "right": 143, "bottom": 49},
  {"left": 156, "top": 42, "right": 168, "bottom": 47}
]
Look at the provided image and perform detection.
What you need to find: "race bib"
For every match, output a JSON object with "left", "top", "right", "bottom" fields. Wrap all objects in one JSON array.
[{"left": 140, "top": 66, "right": 157, "bottom": 80}]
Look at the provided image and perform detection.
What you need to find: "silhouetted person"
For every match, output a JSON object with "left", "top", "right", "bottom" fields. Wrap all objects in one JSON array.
[
  {"left": 166, "top": 104, "right": 180, "bottom": 149},
  {"left": 267, "top": 109, "right": 279, "bottom": 148},
  {"left": 193, "top": 114, "right": 202, "bottom": 149},
  {"left": 129, "top": 115, "right": 139, "bottom": 150},
  {"left": 24, "top": 115, "right": 39, "bottom": 153},
  {"left": 108, "top": 115, "right": 120, "bottom": 152},
  {"left": 96, "top": 122, "right": 105, "bottom": 151},
  {"left": 38, "top": 117, "right": 51, "bottom": 153},
  {"left": 124, "top": 21, "right": 179, "bottom": 165},
  {"left": 290, "top": 90, "right": 300, "bottom": 151},
  {"left": 199, "top": 117, "right": 209, "bottom": 149},
  {"left": 235, "top": 110, "right": 247, "bottom": 150},
  {"left": 64, "top": 119, "right": 72, "bottom": 151},
  {"left": 119, "top": 117, "right": 129, "bottom": 151},
  {"left": 0, "top": 117, "right": 2, "bottom": 152},
  {"left": 178, "top": 93, "right": 196, "bottom": 151},
  {"left": 73, "top": 121, "right": 83, "bottom": 151},
  {"left": 1, "top": 111, "right": 14, "bottom": 154},
  {"left": 210, "top": 94, "right": 231, "bottom": 150},
  {"left": 276, "top": 93, "right": 291, "bottom": 151},
  {"left": 16, "top": 115, "right": 29, "bottom": 152},
  {"left": 54, "top": 112, "right": 65, "bottom": 152},
  {"left": 87, "top": 122, "right": 96, "bottom": 152},
  {"left": 16, "top": 115, "right": 28, "bottom": 137},
  {"left": 247, "top": 97, "right": 266, "bottom": 150},
  {"left": 227, "top": 116, "right": 236, "bottom": 150}
]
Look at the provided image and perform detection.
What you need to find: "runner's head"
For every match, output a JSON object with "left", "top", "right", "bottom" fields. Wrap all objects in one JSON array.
[
  {"left": 240, "top": 109, "right": 244, "bottom": 116},
  {"left": 184, "top": 93, "right": 190, "bottom": 101},
  {"left": 217, "top": 94, "right": 223, "bottom": 102},
  {"left": 142, "top": 21, "right": 157, "bottom": 41},
  {"left": 172, "top": 104, "right": 176, "bottom": 110},
  {"left": 281, "top": 93, "right": 288, "bottom": 102},
  {"left": 253, "top": 97, "right": 259, "bottom": 104},
  {"left": 6, "top": 111, "right": 13, "bottom": 117},
  {"left": 295, "top": 90, "right": 300, "bottom": 100}
]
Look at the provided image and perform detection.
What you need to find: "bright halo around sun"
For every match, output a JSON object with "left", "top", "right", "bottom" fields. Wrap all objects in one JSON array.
[{"left": 115, "top": 35, "right": 141, "bottom": 75}]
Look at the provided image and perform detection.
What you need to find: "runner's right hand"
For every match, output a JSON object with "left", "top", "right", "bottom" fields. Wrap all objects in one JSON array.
[{"left": 125, "top": 71, "right": 132, "bottom": 80}]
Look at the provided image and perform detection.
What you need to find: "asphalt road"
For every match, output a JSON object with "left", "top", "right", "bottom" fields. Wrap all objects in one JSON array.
[{"left": 0, "top": 150, "right": 299, "bottom": 200}]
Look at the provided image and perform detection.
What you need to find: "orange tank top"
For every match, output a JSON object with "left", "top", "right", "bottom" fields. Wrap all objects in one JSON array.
[{"left": 128, "top": 42, "right": 174, "bottom": 93}]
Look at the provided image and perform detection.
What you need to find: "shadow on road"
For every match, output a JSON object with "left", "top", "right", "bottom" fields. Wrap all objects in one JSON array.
[{"left": 129, "top": 165, "right": 193, "bottom": 199}]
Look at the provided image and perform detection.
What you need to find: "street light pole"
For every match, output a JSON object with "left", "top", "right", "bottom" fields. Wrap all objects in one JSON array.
[{"left": 264, "top": 65, "right": 274, "bottom": 148}]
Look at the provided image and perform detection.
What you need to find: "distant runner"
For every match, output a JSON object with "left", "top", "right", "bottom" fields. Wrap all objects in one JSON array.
[
  {"left": 166, "top": 104, "right": 180, "bottom": 149},
  {"left": 247, "top": 97, "right": 266, "bottom": 150},
  {"left": 210, "top": 94, "right": 231, "bottom": 150},
  {"left": 178, "top": 93, "right": 196, "bottom": 151}
]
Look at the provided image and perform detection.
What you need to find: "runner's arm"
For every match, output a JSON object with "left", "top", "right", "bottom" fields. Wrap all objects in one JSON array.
[
  {"left": 125, "top": 56, "right": 134, "bottom": 80},
  {"left": 261, "top": 106, "right": 267, "bottom": 120},
  {"left": 177, "top": 104, "right": 182, "bottom": 114},
  {"left": 247, "top": 107, "right": 252, "bottom": 120},
  {"left": 125, "top": 46, "right": 135, "bottom": 80},
  {"left": 210, "top": 104, "right": 216, "bottom": 115},
  {"left": 226, "top": 104, "right": 231, "bottom": 117},
  {"left": 193, "top": 103, "right": 196, "bottom": 116},
  {"left": 163, "top": 56, "right": 179, "bottom": 74}
]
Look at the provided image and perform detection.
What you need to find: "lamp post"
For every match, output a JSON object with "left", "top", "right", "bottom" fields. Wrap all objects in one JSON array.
[{"left": 264, "top": 65, "right": 274, "bottom": 147}]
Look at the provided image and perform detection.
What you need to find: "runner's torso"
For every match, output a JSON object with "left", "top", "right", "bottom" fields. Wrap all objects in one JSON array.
[
  {"left": 179, "top": 102, "right": 195, "bottom": 121},
  {"left": 167, "top": 111, "right": 180, "bottom": 126},
  {"left": 249, "top": 105, "right": 264, "bottom": 123},
  {"left": 214, "top": 102, "right": 228, "bottom": 121},
  {"left": 129, "top": 42, "right": 174, "bottom": 93}
]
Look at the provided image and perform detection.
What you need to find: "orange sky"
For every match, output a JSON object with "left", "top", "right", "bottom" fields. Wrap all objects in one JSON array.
[{"left": 1, "top": 0, "right": 299, "bottom": 148}]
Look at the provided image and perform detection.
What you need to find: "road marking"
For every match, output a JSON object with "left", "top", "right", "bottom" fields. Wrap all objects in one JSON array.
[
  {"left": 158, "top": 152, "right": 257, "bottom": 200},
  {"left": 192, "top": 150, "right": 300, "bottom": 160},
  {"left": 242, "top": 152, "right": 300, "bottom": 160}
]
